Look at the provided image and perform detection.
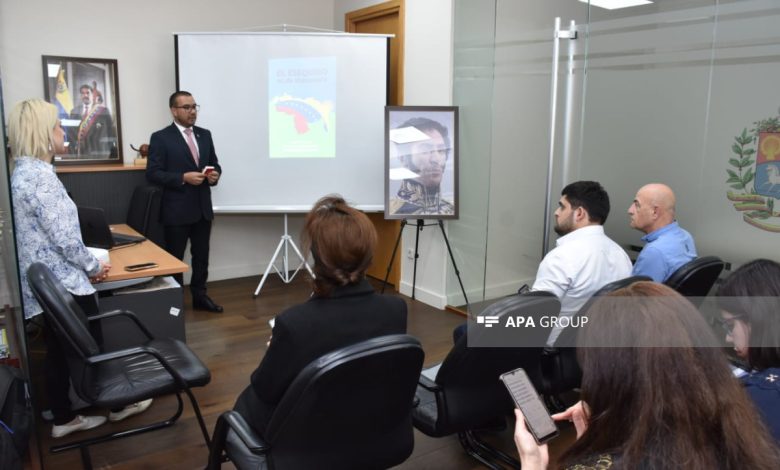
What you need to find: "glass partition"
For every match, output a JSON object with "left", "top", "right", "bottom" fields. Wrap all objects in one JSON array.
[
  {"left": 0, "top": 76, "right": 26, "bottom": 369},
  {"left": 577, "top": 0, "right": 719, "bottom": 253},
  {"left": 450, "top": 0, "right": 590, "bottom": 305},
  {"left": 0, "top": 71, "right": 35, "bottom": 463},
  {"left": 694, "top": 0, "right": 780, "bottom": 265},
  {"left": 448, "top": 0, "right": 497, "bottom": 305},
  {"left": 451, "top": 0, "right": 780, "bottom": 306}
]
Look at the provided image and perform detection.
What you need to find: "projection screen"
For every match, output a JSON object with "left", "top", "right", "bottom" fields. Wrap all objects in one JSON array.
[{"left": 175, "top": 32, "right": 390, "bottom": 212}]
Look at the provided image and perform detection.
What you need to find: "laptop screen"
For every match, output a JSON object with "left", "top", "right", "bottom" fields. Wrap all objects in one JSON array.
[{"left": 77, "top": 206, "right": 115, "bottom": 249}]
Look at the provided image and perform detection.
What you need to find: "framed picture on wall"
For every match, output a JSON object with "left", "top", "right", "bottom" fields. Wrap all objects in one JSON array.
[
  {"left": 41, "top": 55, "right": 122, "bottom": 164},
  {"left": 385, "top": 106, "right": 459, "bottom": 220}
]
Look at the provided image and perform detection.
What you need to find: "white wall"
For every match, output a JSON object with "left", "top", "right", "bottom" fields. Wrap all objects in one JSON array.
[
  {"left": 398, "top": 0, "right": 454, "bottom": 308},
  {"left": 0, "top": 0, "right": 336, "bottom": 158}
]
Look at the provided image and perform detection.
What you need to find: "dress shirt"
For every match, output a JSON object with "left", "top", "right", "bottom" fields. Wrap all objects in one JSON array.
[
  {"left": 632, "top": 221, "right": 697, "bottom": 283},
  {"left": 532, "top": 225, "right": 633, "bottom": 345},
  {"left": 174, "top": 121, "right": 200, "bottom": 155},
  {"left": 11, "top": 157, "right": 100, "bottom": 319}
]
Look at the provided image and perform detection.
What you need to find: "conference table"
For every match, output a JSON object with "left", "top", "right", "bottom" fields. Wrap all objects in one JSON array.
[{"left": 94, "top": 225, "right": 189, "bottom": 350}]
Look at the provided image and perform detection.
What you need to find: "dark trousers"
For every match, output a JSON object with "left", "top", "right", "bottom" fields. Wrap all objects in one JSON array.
[
  {"left": 164, "top": 218, "right": 212, "bottom": 299},
  {"left": 44, "top": 293, "right": 98, "bottom": 425}
]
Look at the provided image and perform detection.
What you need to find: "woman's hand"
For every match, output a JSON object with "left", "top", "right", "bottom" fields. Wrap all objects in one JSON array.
[
  {"left": 90, "top": 262, "right": 111, "bottom": 283},
  {"left": 513, "top": 409, "right": 549, "bottom": 470},
  {"left": 551, "top": 400, "right": 589, "bottom": 439}
]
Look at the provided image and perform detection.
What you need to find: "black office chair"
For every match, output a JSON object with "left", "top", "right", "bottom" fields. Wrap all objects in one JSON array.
[
  {"left": 126, "top": 185, "right": 164, "bottom": 247},
  {"left": 27, "top": 263, "right": 212, "bottom": 469},
  {"left": 665, "top": 256, "right": 725, "bottom": 300},
  {"left": 207, "top": 334, "right": 424, "bottom": 470},
  {"left": 412, "top": 292, "right": 560, "bottom": 470},
  {"left": 540, "top": 275, "right": 652, "bottom": 409}
]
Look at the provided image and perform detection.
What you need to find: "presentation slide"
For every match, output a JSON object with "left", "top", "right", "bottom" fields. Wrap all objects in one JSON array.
[
  {"left": 176, "top": 33, "right": 389, "bottom": 211},
  {"left": 269, "top": 57, "right": 336, "bottom": 159}
]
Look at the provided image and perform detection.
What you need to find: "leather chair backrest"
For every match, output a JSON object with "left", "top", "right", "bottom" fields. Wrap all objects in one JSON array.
[
  {"left": 27, "top": 263, "right": 100, "bottom": 401},
  {"left": 553, "top": 275, "right": 653, "bottom": 348},
  {"left": 263, "top": 334, "right": 424, "bottom": 470},
  {"left": 664, "top": 256, "right": 725, "bottom": 298},
  {"left": 27, "top": 263, "right": 100, "bottom": 359},
  {"left": 126, "top": 185, "right": 164, "bottom": 246},
  {"left": 542, "top": 275, "right": 651, "bottom": 395},
  {"left": 433, "top": 292, "right": 561, "bottom": 431}
]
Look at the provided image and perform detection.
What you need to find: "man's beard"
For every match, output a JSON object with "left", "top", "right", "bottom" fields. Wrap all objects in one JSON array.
[{"left": 553, "top": 215, "right": 573, "bottom": 236}]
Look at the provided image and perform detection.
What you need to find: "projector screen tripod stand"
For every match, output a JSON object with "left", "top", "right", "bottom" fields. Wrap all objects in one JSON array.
[
  {"left": 253, "top": 213, "right": 313, "bottom": 297},
  {"left": 381, "top": 219, "right": 469, "bottom": 308}
]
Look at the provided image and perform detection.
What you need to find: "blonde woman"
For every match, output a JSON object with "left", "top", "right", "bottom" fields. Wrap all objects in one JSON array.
[{"left": 9, "top": 99, "right": 150, "bottom": 438}]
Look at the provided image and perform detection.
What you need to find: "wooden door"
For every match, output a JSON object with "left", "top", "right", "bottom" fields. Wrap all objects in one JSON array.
[{"left": 346, "top": 0, "right": 404, "bottom": 289}]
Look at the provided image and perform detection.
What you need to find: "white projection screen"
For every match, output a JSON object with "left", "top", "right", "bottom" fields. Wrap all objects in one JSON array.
[{"left": 175, "top": 32, "right": 390, "bottom": 212}]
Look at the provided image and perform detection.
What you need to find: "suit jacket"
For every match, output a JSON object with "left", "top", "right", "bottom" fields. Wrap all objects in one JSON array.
[
  {"left": 68, "top": 106, "right": 117, "bottom": 158},
  {"left": 146, "top": 123, "right": 222, "bottom": 225},
  {"left": 233, "top": 279, "right": 407, "bottom": 437}
]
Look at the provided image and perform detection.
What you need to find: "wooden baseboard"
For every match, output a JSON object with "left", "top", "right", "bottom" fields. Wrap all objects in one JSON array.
[{"left": 445, "top": 304, "right": 467, "bottom": 317}]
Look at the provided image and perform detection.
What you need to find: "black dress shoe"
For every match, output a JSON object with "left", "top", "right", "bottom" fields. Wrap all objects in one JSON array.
[{"left": 193, "top": 295, "right": 223, "bottom": 313}]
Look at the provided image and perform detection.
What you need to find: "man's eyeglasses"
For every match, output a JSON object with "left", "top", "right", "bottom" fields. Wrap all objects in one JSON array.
[
  {"left": 174, "top": 104, "right": 200, "bottom": 112},
  {"left": 716, "top": 315, "right": 745, "bottom": 335}
]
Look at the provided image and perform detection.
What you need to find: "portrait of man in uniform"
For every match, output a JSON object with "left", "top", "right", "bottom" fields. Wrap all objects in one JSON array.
[
  {"left": 68, "top": 83, "right": 118, "bottom": 158},
  {"left": 42, "top": 55, "right": 122, "bottom": 163},
  {"left": 385, "top": 107, "right": 458, "bottom": 219}
]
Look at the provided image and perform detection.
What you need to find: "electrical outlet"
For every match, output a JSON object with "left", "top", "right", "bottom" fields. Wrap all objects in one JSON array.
[{"left": 406, "top": 248, "right": 415, "bottom": 260}]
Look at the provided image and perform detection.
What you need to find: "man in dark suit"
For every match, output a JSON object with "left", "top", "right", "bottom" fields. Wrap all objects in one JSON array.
[
  {"left": 146, "top": 91, "right": 223, "bottom": 312},
  {"left": 68, "top": 84, "right": 117, "bottom": 158}
]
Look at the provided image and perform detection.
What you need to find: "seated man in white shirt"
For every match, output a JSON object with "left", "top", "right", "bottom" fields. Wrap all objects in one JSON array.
[{"left": 533, "top": 181, "right": 633, "bottom": 345}]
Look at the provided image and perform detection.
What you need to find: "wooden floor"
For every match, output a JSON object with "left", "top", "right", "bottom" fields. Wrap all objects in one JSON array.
[{"left": 29, "top": 275, "right": 575, "bottom": 469}]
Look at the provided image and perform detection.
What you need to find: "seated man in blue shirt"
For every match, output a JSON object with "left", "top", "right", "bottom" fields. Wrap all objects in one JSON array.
[{"left": 628, "top": 183, "right": 697, "bottom": 282}]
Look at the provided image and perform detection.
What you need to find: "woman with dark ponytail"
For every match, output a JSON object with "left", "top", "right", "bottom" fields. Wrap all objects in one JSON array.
[{"left": 233, "top": 195, "right": 408, "bottom": 437}]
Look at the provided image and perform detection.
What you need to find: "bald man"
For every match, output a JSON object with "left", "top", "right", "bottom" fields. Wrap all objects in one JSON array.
[{"left": 628, "top": 183, "right": 697, "bottom": 282}]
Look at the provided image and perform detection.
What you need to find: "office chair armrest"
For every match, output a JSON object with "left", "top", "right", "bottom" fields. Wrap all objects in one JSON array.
[
  {"left": 224, "top": 411, "right": 269, "bottom": 453},
  {"left": 87, "top": 309, "right": 155, "bottom": 340},
  {"left": 540, "top": 346, "right": 561, "bottom": 374},
  {"left": 207, "top": 411, "right": 269, "bottom": 470},
  {"left": 539, "top": 347, "right": 561, "bottom": 393},
  {"left": 418, "top": 374, "right": 441, "bottom": 392},
  {"left": 85, "top": 345, "right": 189, "bottom": 388}
]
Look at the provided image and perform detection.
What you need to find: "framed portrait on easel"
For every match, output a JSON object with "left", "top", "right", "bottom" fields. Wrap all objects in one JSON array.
[
  {"left": 384, "top": 106, "right": 459, "bottom": 220},
  {"left": 42, "top": 55, "right": 123, "bottom": 164}
]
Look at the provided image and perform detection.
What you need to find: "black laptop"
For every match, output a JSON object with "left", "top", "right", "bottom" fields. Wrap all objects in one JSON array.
[{"left": 77, "top": 206, "right": 146, "bottom": 249}]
